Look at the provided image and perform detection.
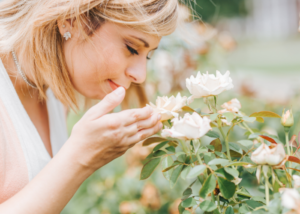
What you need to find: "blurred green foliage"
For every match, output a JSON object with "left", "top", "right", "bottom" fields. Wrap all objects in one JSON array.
[{"left": 183, "top": 0, "right": 248, "bottom": 23}]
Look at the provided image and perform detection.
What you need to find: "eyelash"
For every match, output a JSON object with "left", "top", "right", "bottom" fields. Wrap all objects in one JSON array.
[{"left": 126, "top": 44, "right": 151, "bottom": 60}]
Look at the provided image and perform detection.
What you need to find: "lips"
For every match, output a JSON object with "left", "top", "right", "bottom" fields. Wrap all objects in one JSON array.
[{"left": 108, "top": 79, "right": 121, "bottom": 91}]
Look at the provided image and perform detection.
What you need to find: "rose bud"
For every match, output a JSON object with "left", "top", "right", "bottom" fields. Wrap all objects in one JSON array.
[{"left": 281, "top": 108, "right": 294, "bottom": 128}]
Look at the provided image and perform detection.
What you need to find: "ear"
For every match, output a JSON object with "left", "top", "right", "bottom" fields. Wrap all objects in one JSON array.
[{"left": 57, "top": 19, "right": 76, "bottom": 36}]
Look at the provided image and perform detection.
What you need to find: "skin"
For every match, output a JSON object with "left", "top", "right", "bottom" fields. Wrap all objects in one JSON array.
[{"left": 0, "top": 20, "right": 163, "bottom": 213}]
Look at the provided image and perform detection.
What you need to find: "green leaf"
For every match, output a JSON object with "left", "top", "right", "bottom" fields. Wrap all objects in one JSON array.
[
  {"left": 182, "top": 210, "right": 191, "bottom": 214},
  {"left": 178, "top": 154, "right": 187, "bottom": 162},
  {"left": 226, "top": 162, "right": 250, "bottom": 167},
  {"left": 245, "top": 199, "right": 264, "bottom": 209},
  {"left": 208, "top": 158, "right": 230, "bottom": 166},
  {"left": 238, "top": 140, "right": 253, "bottom": 151},
  {"left": 153, "top": 150, "right": 167, "bottom": 157},
  {"left": 181, "top": 197, "right": 197, "bottom": 208},
  {"left": 249, "top": 111, "right": 281, "bottom": 118},
  {"left": 215, "top": 151, "right": 227, "bottom": 158},
  {"left": 140, "top": 158, "right": 161, "bottom": 180},
  {"left": 142, "top": 136, "right": 166, "bottom": 146},
  {"left": 170, "top": 165, "right": 184, "bottom": 188},
  {"left": 206, "top": 130, "right": 220, "bottom": 138},
  {"left": 210, "top": 138, "right": 222, "bottom": 152},
  {"left": 153, "top": 141, "right": 169, "bottom": 151},
  {"left": 209, "top": 113, "right": 219, "bottom": 121},
  {"left": 225, "top": 206, "right": 234, "bottom": 214},
  {"left": 178, "top": 203, "right": 185, "bottom": 214},
  {"left": 182, "top": 188, "right": 193, "bottom": 200},
  {"left": 166, "top": 146, "right": 176, "bottom": 153},
  {"left": 207, "top": 145, "right": 215, "bottom": 151},
  {"left": 168, "top": 141, "right": 178, "bottom": 147},
  {"left": 229, "top": 142, "right": 243, "bottom": 154},
  {"left": 223, "top": 112, "right": 235, "bottom": 123},
  {"left": 256, "top": 117, "right": 264, "bottom": 123},
  {"left": 186, "top": 165, "right": 206, "bottom": 179},
  {"left": 199, "top": 174, "right": 216, "bottom": 198},
  {"left": 162, "top": 161, "right": 181, "bottom": 172},
  {"left": 181, "top": 166, "right": 192, "bottom": 180},
  {"left": 224, "top": 167, "right": 239, "bottom": 178},
  {"left": 217, "top": 177, "right": 236, "bottom": 199},
  {"left": 162, "top": 156, "right": 173, "bottom": 181},
  {"left": 215, "top": 168, "right": 234, "bottom": 180},
  {"left": 242, "top": 116, "right": 256, "bottom": 123},
  {"left": 238, "top": 204, "right": 251, "bottom": 213},
  {"left": 199, "top": 200, "right": 217, "bottom": 212}
]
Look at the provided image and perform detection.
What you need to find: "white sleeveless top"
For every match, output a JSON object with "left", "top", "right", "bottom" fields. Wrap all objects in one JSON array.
[{"left": 0, "top": 58, "right": 68, "bottom": 202}]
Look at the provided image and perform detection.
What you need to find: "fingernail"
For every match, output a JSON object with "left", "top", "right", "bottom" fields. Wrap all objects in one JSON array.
[
  {"left": 113, "top": 87, "right": 125, "bottom": 96},
  {"left": 157, "top": 114, "right": 161, "bottom": 121}
]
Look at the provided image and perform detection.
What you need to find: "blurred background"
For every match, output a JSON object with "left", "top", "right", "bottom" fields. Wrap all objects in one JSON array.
[{"left": 62, "top": 1, "right": 300, "bottom": 213}]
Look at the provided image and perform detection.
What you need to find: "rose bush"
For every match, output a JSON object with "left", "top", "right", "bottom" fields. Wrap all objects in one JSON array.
[{"left": 141, "top": 70, "right": 300, "bottom": 214}]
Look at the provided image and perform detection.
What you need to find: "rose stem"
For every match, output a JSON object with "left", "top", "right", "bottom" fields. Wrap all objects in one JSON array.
[
  {"left": 187, "top": 140, "right": 194, "bottom": 167},
  {"left": 264, "top": 174, "right": 269, "bottom": 206},
  {"left": 217, "top": 194, "right": 221, "bottom": 212},
  {"left": 285, "top": 131, "right": 292, "bottom": 175}
]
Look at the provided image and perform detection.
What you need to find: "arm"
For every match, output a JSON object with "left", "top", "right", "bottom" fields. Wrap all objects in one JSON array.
[{"left": 0, "top": 87, "right": 162, "bottom": 214}]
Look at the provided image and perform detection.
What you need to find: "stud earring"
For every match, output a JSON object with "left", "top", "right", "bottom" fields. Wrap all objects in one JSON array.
[
  {"left": 63, "top": 32, "right": 71, "bottom": 41},
  {"left": 62, "top": 24, "right": 66, "bottom": 28}
]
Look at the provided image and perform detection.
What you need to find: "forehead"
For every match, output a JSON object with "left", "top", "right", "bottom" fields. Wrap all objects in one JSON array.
[{"left": 96, "top": 22, "right": 161, "bottom": 47}]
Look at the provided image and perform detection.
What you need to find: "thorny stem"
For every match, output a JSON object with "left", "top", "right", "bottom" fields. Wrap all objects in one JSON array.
[
  {"left": 285, "top": 131, "right": 292, "bottom": 175},
  {"left": 179, "top": 140, "right": 189, "bottom": 154},
  {"left": 242, "top": 122, "right": 254, "bottom": 134},
  {"left": 264, "top": 174, "right": 270, "bottom": 206}
]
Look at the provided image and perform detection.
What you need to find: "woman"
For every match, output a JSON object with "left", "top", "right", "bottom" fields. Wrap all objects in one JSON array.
[{"left": 0, "top": 0, "right": 179, "bottom": 213}]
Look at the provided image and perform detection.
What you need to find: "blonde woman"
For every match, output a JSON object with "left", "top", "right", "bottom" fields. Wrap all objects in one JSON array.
[{"left": 0, "top": 0, "right": 179, "bottom": 213}]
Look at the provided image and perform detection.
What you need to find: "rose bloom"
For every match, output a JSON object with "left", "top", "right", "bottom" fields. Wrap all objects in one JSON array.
[
  {"left": 281, "top": 188, "right": 300, "bottom": 214},
  {"left": 147, "top": 93, "right": 187, "bottom": 121},
  {"left": 251, "top": 143, "right": 286, "bottom": 166},
  {"left": 293, "top": 175, "right": 300, "bottom": 189},
  {"left": 218, "top": 98, "right": 241, "bottom": 114},
  {"left": 186, "top": 71, "right": 233, "bottom": 99},
  {"left": 161, "top": 112, "right": 212, "bottom": 140}
]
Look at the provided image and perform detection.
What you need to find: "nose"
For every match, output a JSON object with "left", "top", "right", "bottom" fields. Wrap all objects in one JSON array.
[{"left": 125, "top": 59, "right": 147, "bottom": 84}]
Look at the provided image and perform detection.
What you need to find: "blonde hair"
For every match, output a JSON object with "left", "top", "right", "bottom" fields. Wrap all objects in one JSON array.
[{"left": 0, "top": 0, "right": 179, "bottom": 109}]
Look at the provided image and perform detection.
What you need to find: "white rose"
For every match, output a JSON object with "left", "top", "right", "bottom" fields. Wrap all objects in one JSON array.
[
  {"left": 281, "top": 188, "right": 300, "bottom": 211},
  {"left": 251, "top": 143, "right": 286, "bottom": 166},
  {"left": 147, "top": 93, "right": 187, "bottom": 121},
  {"left": 186, "top": 70, "right": 233, "bottom": 99},
  {"left": 161, "top": 112, "right": 212, "bottom": 140},
  {"left": 218, "top": 98, "right": 241, "bottom": 114},
  {"left": 293, "top": 175, "right": 300, "bottom": 188}
]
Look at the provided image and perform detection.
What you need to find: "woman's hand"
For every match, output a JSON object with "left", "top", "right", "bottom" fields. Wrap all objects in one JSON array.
[{"left": 68, "top": 87, "right": 162, "bottom": 171}]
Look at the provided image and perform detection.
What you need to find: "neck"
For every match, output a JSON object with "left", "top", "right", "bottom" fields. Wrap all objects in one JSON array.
[{"left": 1, "top": 53, "right": 40, "bottom": 100}]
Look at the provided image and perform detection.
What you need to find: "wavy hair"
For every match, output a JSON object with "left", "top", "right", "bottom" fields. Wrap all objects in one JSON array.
[{"left": 0, "top": 0, "right": 179, "bottom": 109}]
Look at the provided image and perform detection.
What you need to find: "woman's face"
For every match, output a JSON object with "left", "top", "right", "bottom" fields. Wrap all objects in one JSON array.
[{"left": 60, "top": 21, "right": 161, "bottom": 100}]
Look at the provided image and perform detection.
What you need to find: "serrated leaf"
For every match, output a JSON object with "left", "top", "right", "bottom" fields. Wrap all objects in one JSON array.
[
  {"left": 217, "top": 177, "right": 236, "bottom": 199},
  {"left": 249, "top": 111, "right": 281, "bottom": 118},
  {"left": 170, "top": 165, "right": 184, "bottom": 188},
  {"left": 182, "top": 188, "right": 193, "bottom": 200},
  {"left": 224, "top": 167, "right": 239, "bottom": 178},
  {"left": 210, "top": 138, "right": 222, "bottom": 152},
  {"left": 215, "top": 151, "right": 227, "bottom": 158},
  {"left": 181, "top": 166, "right": 192, "bottom": 180},
  {"left": 140, "top": 158, "right": 161, "bottom": 180},
  {"left": 229, "top": 142, "right": 243, "bottom": 154},
  {"left": 215, "top": 168, "right": 234, "bottom": 180},
  {"left": 225, "top": 206, "right": 234, "bottom": 214},
  {"left": 199, "top": 174, "right": 216, "bottom": 198},
  {"left": 181, "top": 197, "right": 197, "bottom": 208},
  {"left": 206, "top": 130, "right": 220, "bottom": 138},
  {"left": 162, "top": 161, "right": 181, "bottom": 172},
  {"left": 153, "top": 141, "right": 169, "bottom": 151},
  {"left": 187, "top": 165, "right": 206, "bottom": 179},
  {"left": 245, "top": 199, "right": 264, "bottom": 209},
  {"left": 208, "top": 158, "right": 230, "bottom": 166},
  {"left": 162, "top": 156, "right": 173, "bottom": 181},
  {"left": 153, "top": 150, "right": 167, "bottom": 157},
  {"left": 238, "top": 140, "right": 253, "bottom": 149},
  {"left": 199, "top": 200, "right": 217, "bottom": 212},
  {"left": 238, "top": 204, "right": 251, "bottom": 213},
  {"left": 178, "top": 154, "right": 187, "bottom": 162},
  {"left": 165, "top": 146, "right": 176, "bottom": 153},
  {"left": 142, "top": 136, "right": 167, "bottom": 146}
]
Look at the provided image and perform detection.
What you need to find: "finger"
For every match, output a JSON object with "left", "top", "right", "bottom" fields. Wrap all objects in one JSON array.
[
  {"left": 127, "top": 121, "right": 163, "bottom": 144},
  {"left": 125, "top": 113, "right": 161, "bottom": 137},
  {"left": 120, "top": 106, "right": 154, "bottom": 126},
  {"left": 84, "top": 87, "right": 125, "bottom": 120}
]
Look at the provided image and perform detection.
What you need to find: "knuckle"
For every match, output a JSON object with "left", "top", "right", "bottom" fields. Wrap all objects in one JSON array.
[
  {"left": 139, "top": 132, "right": 148, "bottom": 140},
  {"left": 107, "top": 120, "right": 120, "bottom": 129},
  {"left": 130, "top": 110, "right": 139, "bottom": 120},
  {"left": 105, "top": 95, "right": 119, "bottom": 106}
]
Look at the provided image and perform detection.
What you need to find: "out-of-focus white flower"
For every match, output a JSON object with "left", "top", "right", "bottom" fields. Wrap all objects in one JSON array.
[
  {"left": 293, "top": 175, "right": 300, "bottom": 188},
  {"left": 218, "top": 98, "right": 241, "bottom": 114},
  {"left": 281, "top": 188, "right": 300, "bottom": 211},
  {"left": 232, "top": 177, "right": 242, "bottom": 185},
  {"left": 161, "top": 112, "right": 211, "bottom": 140},
  {"left": 186, "top": 71, "right": 233, "bottom": 99},
  {"left": 147, "top": 93, "right": 187, "bottom": 121},
  {"left": 251, "top": 143, "right": 286, "bottom": 166}
]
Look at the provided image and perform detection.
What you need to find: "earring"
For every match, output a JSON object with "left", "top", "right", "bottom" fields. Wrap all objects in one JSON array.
[
  {"left": 63, "top": 32, "right": 71, "bottom": 41},
  {"left": 62, "top": 24, "right": 66, "bottom": 28}
]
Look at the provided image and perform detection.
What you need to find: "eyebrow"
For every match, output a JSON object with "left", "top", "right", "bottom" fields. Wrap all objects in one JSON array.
[{"left": 130, "top": 35, "right": 149, "bottom": 48}]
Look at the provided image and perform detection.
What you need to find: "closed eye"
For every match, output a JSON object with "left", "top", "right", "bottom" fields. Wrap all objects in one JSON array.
[{"left": 126, "top": 45, "right": 139, "bottom": 56}]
